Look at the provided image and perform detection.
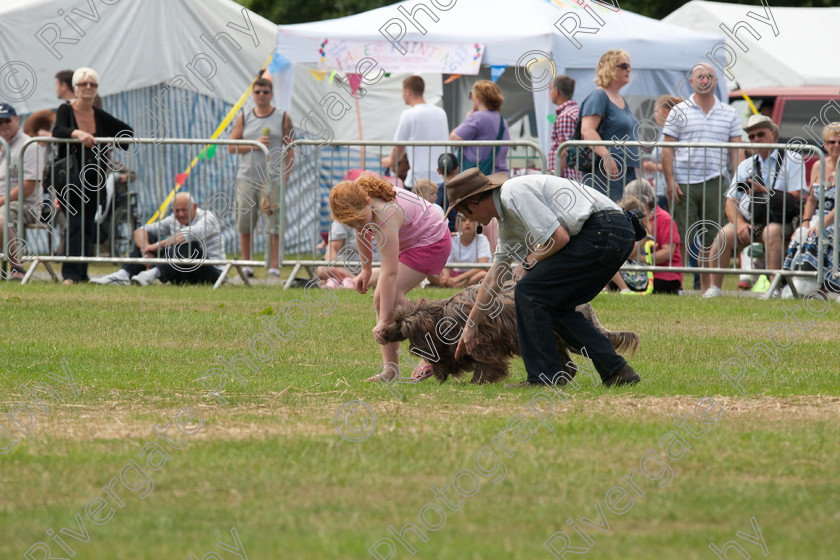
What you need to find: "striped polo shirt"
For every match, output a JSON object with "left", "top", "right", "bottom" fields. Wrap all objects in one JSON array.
[{"left": 662, "top": 94, "right": 742, "bottom": 184}]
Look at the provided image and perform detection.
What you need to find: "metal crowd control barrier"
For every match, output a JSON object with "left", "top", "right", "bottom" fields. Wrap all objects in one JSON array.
[
  {"left": 0, "top": 135, "right": 13, "bottom": 278},
  {"left": 557, "top": 140, "right": 827, "bottom": 297},
  {"left": 12, "top": 137, "right": 272, "bottom": 289},
  {"left": 277, "top": 139, "right": 545, "bottom": 289},
  {"left": 833, "top": 157, "right": 840, "bottom": 281}
]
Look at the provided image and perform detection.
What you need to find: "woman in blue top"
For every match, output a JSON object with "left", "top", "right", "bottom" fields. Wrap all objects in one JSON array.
[{"left": 580, "top": 49, "right": 639, "bottom": 202}]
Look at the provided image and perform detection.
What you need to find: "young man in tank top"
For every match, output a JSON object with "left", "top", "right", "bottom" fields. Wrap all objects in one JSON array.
[{"left": 228, "top": 77, "right": 294, "bottom": 282}]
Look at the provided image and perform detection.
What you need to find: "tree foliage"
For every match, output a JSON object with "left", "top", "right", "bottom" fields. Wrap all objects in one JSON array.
[{"left": 238, "top": 0, "right": 834, "bottom": 24}]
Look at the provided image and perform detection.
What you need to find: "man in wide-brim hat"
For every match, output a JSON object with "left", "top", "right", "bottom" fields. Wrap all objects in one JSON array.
[
  {"left": 703, "top": 113, "right": 806, "bottom": 299},
  {"left": 445, "top": 168, "right": 643, "bottom": 387}
]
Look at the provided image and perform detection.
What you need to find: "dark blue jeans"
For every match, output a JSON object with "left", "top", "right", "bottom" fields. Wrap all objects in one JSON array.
[{"left": 514, "top": 210, "right": 635, "bottom": 383}]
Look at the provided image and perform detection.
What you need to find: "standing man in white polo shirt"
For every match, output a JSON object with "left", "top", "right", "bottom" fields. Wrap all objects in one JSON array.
[
  {"left": 381, "top": 76, "right": 449, "bottom": 189},
  {"left": 445, "top": 168, "right": 645, "bottom": 388},
  {"left": 662, "top": 63, "right": 743, "bottom": 293}
]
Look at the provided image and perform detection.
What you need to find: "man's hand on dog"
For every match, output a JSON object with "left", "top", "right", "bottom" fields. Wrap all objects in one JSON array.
[{"left": 455, "top": 322, "right": 478, "bottom": 359}]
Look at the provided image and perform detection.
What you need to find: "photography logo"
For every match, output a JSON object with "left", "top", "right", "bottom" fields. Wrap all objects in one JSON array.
[
  {"left": 515, "top": 50, "right": 556, "bottom": 92},
  {"left": 0, "top": 61, "right": 37, "bottom": 102},
  {"left": 166, "top": 238, "right": 207, "bottom": 273},
  {"left": 334, "top": 400, "right": 376, "bottom": 442}
]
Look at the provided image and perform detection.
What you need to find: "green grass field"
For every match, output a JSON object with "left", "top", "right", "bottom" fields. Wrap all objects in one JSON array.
[{"left": 1, "top": 277, "right": 838, "bottom": 560}]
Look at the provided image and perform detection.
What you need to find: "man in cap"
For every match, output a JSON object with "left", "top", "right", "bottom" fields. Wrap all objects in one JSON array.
[
  {"left": 704, "top": 114, "right": 806, "bottom": 299},
  {"left": 0, "top": 103, "right": 43, "bottom": 280},
  {"left": 446, "top": 168, "right": 643, "bottom": 387}
]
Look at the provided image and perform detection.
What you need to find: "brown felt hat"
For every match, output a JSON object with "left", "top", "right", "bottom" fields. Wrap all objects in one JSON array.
[{"left": 444, "top": 168, "right": 509, "bottom": 217}]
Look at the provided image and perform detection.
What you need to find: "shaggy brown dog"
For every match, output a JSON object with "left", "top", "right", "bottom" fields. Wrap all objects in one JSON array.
[{"left": 381, "top": 284, "right": 639, "bottom": 384}]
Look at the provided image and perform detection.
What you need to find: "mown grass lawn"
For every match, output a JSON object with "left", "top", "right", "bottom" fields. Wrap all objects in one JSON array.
[{"left": 0, "top": 280, "right": 838, "bottom": 559}]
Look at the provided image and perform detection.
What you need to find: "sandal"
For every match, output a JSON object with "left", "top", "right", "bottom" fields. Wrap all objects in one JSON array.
[{"left": 366, "top": 368, "right": 398, "bottom": 383}]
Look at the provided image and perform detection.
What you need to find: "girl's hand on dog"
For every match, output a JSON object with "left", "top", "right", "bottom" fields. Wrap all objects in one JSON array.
[
  {"left": 455, "top": 322, "right": 478, "bottom": 359},
  {"left": 373, "top": 320, "right": 393, "bottom": 345}
]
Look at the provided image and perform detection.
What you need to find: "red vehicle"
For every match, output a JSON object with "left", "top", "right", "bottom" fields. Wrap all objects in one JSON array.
[{"left": 729, "top": 86, "right": 840, "bottom": 181}]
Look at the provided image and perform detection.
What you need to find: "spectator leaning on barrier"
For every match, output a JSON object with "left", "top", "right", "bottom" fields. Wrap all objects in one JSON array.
[
  {"left": 446, "top": 168, "right": 645, "bottom": 388},
  {"left": 381, "top": 76, "right": 449, "bottom": 190},
  {"left": 228, "top": 76, "right": 294, "bottom": 282},
  {"left": 450, "top": 80, "right": 510, "bottom": 175},
  {"left": 91, "top": 192, "right": 224, "bottom": 286},
  {"left": 704, "top": 115, "right": 806, "bottom": 299},
  {"left": 642, "top": 95, "right": 682, "bottom": 210},
  {"left": 52, "top": 67, "right": 134, "bottom": 285},
  {"left": 579, "top": 49, "right": 640, "bottom": 202},
  {"left": 0, "top": 103, "right": 44, "bottom": 280},
  {"left": 547, "top": 75, "right": 582, "bottom": 182},
  {"left": 316, "top": 220, "right": 381, "bottom": 290},
  {"left": 662, "top": 63, "right": 743, "bottom": 294}
]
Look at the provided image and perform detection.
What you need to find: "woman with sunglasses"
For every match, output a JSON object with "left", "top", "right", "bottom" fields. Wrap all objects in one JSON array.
[
  {"left": 53, "top": 67, "right": 134, "bottom": 285},
  {"left": 579, "top": 49, "right": 640, "bottom": 202}
]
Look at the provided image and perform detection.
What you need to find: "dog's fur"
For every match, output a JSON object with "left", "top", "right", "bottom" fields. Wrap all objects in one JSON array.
[{"left": 381, "top": 284, "right": 639, "bottom": 384}]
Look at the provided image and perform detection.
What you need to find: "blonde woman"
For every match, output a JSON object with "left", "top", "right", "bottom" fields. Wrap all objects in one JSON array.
[{"left": 579, "top": 49, "right": 639, "bottom": 201}]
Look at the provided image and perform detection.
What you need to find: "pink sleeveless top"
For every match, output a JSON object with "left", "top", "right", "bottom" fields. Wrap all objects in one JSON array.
[{"left": 381, "top": 189, "right": 449, "bottom": 252}]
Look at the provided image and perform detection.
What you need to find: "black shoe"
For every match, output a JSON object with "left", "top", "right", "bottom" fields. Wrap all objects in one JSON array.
[{"left": 603, "top": 364, "right": 641, "bottom": 387}]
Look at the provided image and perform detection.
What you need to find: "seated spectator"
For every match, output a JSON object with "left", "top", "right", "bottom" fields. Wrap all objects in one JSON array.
[
  {"left": 316, "top": 220, "right": 380, "bottom": 289},
  {"left": 0, "top": 103, "right": 43, "bottom": 280},
  {"left": 606, "top": 196, "right": 654, "bottom": 294},
  {"left": 435, "top": 153, "right": 460, "bottom": 232},
  {"left": 412, "top": 178, "right": 445, "bottom": 216},
  {"left": 626, "top": 178, "right": 683, "bottom": 294},
  {"left": 704, "top": 115, "right": 806, "bottom": 299},
  {"left": 613, "top": 179, "right": 683, "bottom": 294},
  {"left": 91, "top": 193, "right": 224, "bottom": 286},
  {"left": 783, "top": 123, "right": 838, "bottom": 294},
  {"left": 431, "top": 215, "right": 490, "bottom": 288}
]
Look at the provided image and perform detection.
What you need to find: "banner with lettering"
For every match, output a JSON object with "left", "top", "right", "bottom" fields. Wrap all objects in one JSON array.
[{"left": 318, "top": 39, "right": 485, "bottom": 75}]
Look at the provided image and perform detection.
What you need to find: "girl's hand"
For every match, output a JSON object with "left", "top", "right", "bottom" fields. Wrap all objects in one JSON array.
[
  {"left": 355, "top": 270, "right": 371, "bottom": 294},
  {"left": 372, "top": 320, "right": 393, "bottom": 345}
]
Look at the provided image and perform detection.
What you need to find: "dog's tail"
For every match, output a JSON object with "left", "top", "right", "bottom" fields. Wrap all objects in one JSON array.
[{"left": 607, "top": 331, "right": 640, "bottom": 356}]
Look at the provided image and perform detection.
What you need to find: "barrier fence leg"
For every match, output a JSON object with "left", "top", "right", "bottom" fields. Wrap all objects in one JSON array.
[
  {"left": 761, "top": 274, "right": 784, "bottom": 300},
  {"left": 233, "top": 264, "right": 252, "bottom": 286},
  {"left": 214, "top": 263, "right": 233, "bottom": 290},
  {"left": 284, "top": 263, "right": 302, "bottom": 290}
]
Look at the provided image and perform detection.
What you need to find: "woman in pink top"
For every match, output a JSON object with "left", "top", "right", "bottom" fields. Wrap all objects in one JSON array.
[{"left": 330, "top": 174, "right": 451, "bottom": 382}]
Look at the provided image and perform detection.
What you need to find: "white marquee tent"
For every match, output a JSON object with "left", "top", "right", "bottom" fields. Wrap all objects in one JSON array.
[
  {"left": 0, "top": 0, "right": 337, "bottom": 254},
  {"left": 664, "top": 1, "right": 840, "bottom": 89},
  {"left": 272, "top": 0, "right": 729, "bottom": 155}
]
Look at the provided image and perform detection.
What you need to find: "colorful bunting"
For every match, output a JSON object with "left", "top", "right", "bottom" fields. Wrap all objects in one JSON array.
[
  {"left": 329, "top": 70, "right": 337, "bottom": 84},
  {"left": 490, "top": 65, "right": 507, "bottom": 83},
  {"left": 308, "top": 69, "right": 327, "bottom": 81},
  {"left": 547, "top": 113, "right": 556, "bottom": 124},
  {"left": 444, "top": 74, "right": 462, "bottom": 84},
  {"left": 197, "top": 144, "right": 217, "bottom": 160},
  {"left": 267, "top": 52, "right": 291, "bottom": 74},
  {"left": 174, "top": 173, "right": 188, "bottom": 186},
  {"left": 346, "top": 73, "right": 363, "bottom": 94}
]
